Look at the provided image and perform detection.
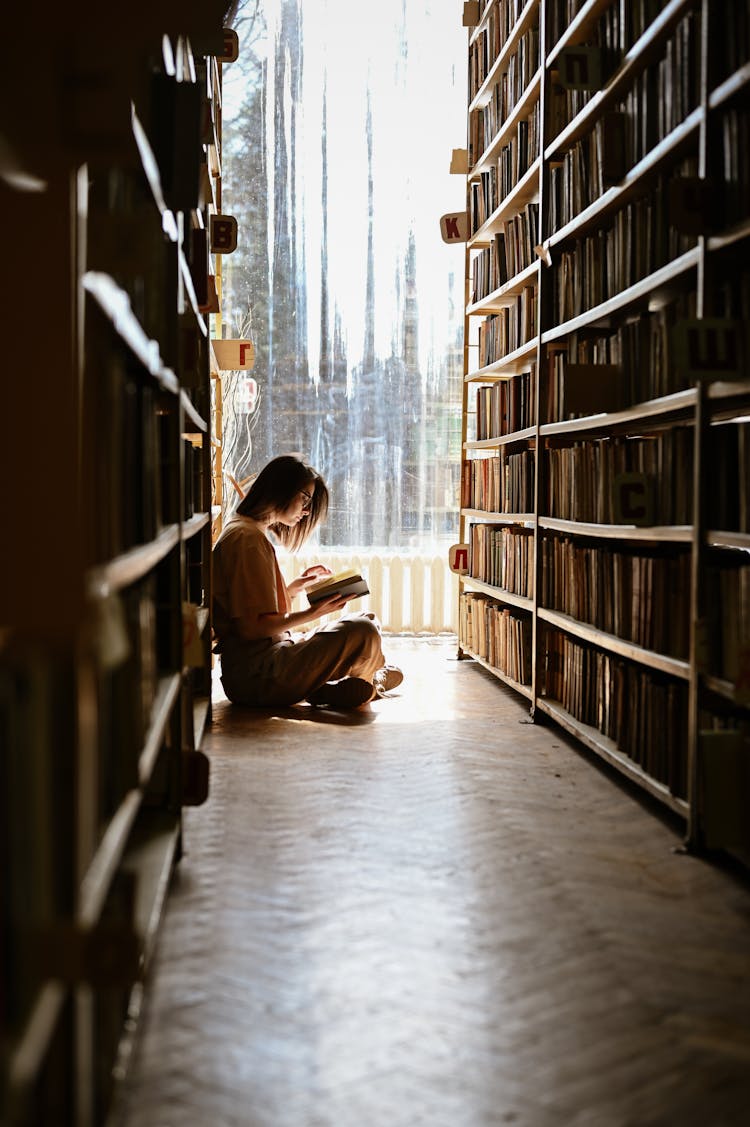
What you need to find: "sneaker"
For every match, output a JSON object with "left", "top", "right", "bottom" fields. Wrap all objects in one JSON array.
[
  {"left": 306, "top": 677, "right": 375, "bottom": 710},
  {"left": 373, "top": 665, "right": 404, "bottom": 696}
]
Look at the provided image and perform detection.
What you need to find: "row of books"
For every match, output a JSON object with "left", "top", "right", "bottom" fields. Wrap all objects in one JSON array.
[
  {"left": 462, "top": 448, "right": 535, "bottom": 513},
  {"left": 95, "top": 574, "right": 162, "bottom": 827},
  {"left": 88, "top": 171, "right": 179, "bottom": 370},
  {"left": 474, "top": 367, "right": 537, "bottom": 438},
  {"left": 542, "top": 290, "right": 697, "bottom": 422},
  {"left": 459, "top": 591, "right": 532, "bottom": 685},
  {"left": 546, "top": 0, "right": 668, "bottom": 141},
  {"left": 184, "top": 438, "right": 206, "bottom": 520},
  {"left": 540, "top": 536, "right": 691, "bottom": 659},
  {"left": 544, "top": 429, "right": 695, "bottom": 526},
  {"left": 470, "top": 108, "right": 540, "bottom": 235},
  {"left": 546, "top": 113, "right": 627, "bottom": 234},
  {"left": 469, "top": 522, "right": 535, "bottom": 596},
  {"left": 710, "top": 0, "right": 750, "bottom": 84},
  {"left": 477, "top": 285, "right": 537, "bottom": 366},
  {"left": 546, "top": 18, "right": 699, "bottom": 234},
  {"left": 471, "top": 202, "right": 539, "bottom": 299},
  {"left": 717, "top": 106, "right": 750, "bottom": 227},
  {"left": 552, "top": 173, "right": 697, "bottom": 324},
  {"left": 704, "top": 565, "right": 750, "bottom": 686},
  {"left": 468, "top": 0, "right": 530, "bottom": 101},
  {"left": 0, "top": 643, "right": 75, "bottom": 1027},
  {"left": 469, "top": 25, "right": 540, "bottom": 166},
  {"left": 541, "top": 630, "right": 689, "bottom": 796},
  {"left": 547, "top": 0, "right": 665, "bottom": 59},
  {"left": 86, "top": 335, "right": 166, "bottom": 563},
  {"left": 85, "top": 307, "right": 205, "bottom": 563}
]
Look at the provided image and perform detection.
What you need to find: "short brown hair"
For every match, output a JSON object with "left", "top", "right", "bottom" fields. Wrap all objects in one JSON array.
[{"left": 236, "top": 455, "right": 329, "bottom": 550}]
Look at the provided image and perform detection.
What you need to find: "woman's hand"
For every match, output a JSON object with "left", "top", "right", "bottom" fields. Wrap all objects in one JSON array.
[
  {"left": 287, "top": 564, "right": 333, "bottom": 598},
  {"left": 312, "top": 592, "right": 350, "bottom": 616}
]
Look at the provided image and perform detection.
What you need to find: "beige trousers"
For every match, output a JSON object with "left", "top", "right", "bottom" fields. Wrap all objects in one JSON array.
[{"left": 219, "top": 612, "right": 386, "bottom": 707}]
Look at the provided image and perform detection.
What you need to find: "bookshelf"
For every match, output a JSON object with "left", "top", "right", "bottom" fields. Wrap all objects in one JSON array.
[
  {"left": 1, "top": 6, "right": 230, "bottom": 1125},
  {"left": 457, "top": 0, "right": 750, "bottom": 856}
]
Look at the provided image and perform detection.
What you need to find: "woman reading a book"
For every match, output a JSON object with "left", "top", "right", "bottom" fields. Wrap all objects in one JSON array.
[{"left": 212, "top": 454, "right": 402, "bottom": 710}]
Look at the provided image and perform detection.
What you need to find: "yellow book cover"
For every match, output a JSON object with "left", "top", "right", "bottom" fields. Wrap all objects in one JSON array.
[{"left": 306, "top": 568, "right": 370, "bottom": 605}]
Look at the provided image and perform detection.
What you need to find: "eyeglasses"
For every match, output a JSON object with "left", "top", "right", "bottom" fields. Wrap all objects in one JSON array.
[{"left": 299, "top": 489, "right": 313, "bottom": 511}]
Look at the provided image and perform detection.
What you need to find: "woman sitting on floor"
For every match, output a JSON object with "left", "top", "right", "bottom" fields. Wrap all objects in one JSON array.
[{"left": 212, "top": 454, "right": 402, "bottom": 710}]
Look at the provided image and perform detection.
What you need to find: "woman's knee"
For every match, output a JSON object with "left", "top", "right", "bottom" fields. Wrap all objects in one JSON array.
[{"left": 337, "top": 614, "right": 382, "bottom": 655}]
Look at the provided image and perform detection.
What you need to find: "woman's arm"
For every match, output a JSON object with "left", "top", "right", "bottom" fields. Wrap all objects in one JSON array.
[{"left": 251, "top": 591, "right": 349, "bottom": 638}]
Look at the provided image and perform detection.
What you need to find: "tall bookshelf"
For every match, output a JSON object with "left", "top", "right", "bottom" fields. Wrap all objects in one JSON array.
[
  {"left": 457, "top": 0, "right": 750, "bottom": 856},
  {"left": 0, "top": 5, "right": 230, "bottom": 1125}
]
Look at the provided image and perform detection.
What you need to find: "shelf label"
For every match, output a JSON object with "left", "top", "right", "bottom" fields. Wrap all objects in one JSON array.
[
  {"left": 450, "top": 148, "right": 468, "bottom": 175},
  {"left": 673, "top": 319, "right": 741, "bottom": 380},
  {"left": 555, "top": 46, "right": 613, "bottom": 91},
  {"left": 212, "top": 339, "right": 255, "bottom": 370},
  {"left": 462, "top": 2, "right": 480, "bottom": 27},
  {"left": 440, "top": 211, "right": 468, "bottom": 244},
  {"left": 449, "top": 543, "right": 470, "bottom": 574},
  {"left": 210, "top": 214, "right": 238, "bottom": 254},
  {"left": 240, "top": 375, "right": 258, "bottom": 414},
  {"left": 219, "top": 29, "right": 240, "bottom": 63},
  {"left": 613, "top": 473, "right": 653, "bottom": 526}
]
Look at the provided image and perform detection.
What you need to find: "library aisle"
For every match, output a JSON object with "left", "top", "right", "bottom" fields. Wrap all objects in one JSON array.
[{"left": 116, "top": 636, "right": 750, "bottom": 1127}]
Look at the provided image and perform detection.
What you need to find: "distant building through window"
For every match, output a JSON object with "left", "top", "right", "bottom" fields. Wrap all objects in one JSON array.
[{"left": 218, "top": 0, "right": 467, "bottom": 557}]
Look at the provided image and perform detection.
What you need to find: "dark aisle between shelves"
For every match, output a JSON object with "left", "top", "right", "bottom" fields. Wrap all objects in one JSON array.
[{"left": 115, "top": 635, "right": 750, "bottom": 1127}]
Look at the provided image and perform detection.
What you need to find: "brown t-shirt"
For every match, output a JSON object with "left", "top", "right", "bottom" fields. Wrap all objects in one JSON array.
[{"left": 212, "top": 515, "right": 291, "bottom": 644}]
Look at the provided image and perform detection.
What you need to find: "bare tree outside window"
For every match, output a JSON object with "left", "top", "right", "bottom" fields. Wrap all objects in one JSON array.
[{"left": 218, "top": 0, "right": 466, "bottom": 561}]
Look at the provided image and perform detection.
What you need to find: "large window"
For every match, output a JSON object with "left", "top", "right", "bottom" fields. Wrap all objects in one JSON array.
[{"left": 218, "top": 0, "right": 467, "bottom": 555}]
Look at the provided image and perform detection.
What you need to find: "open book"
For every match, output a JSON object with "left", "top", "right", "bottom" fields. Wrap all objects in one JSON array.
[{"left": 306, "top": 568, "right": 370, "bottom": 606}]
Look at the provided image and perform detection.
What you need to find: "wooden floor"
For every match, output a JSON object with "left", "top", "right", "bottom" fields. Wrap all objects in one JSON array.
[{"left": 116, "top": 636, "right": 750, "bottom": 1127}]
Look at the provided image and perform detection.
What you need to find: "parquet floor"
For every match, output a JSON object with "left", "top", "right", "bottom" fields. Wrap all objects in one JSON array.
[{"left": 116, "top": 636, "right": 750, "bottom": 1127}]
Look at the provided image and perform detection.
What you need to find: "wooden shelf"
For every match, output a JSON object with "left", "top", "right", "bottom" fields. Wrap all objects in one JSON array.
[
  {"left": 182, "top": 512, "right": 211, "bottom": 541},
  {"left": 464, "top": 425, "right": 536, "bottom": 449},
  {"left": 181, "top": 390, "right": 208, "bottom": 432},
  {"left": 467, "top": 260, "right": 540, "bottom": 314},
  {"left": 544, "top": 108, "right": 702, "bottom": 251},
  {"left": 461, "top": 645, "right": 533, "bottom": 700},
  {"left": 545, "top": 0, "right": 697, "bottom": 156},
  {"left": 535, "top": 697, "right": 689, "bottom": 817},
  {"left": 469, "top": 0, "right": 538, "bottom": 108},
  {"left": 83, "top": 273, "right": 179, "bottom": 393},
  {"left": 707, "top": 217, "right": 750, "bottom": 254},
  {"left": 87, "top": 525, "right": 181, "bottom": 597},
  {"left": 540, "top": 389, "right": 698, "bottom": 437},
  {"left": 709, "top": 59, "right": 750, "bottom": 111},
  {"left": 461, "top": 575, "right": 534, "bottom": 612},
  {"left": 138, "top": 674, "right": 182, "bottom": 787},
  {"left": 469, "top": 156, "right": 542, "bottom": 242},
  {"left": 2, "top": 20, "right": 221, "bottom": 1125},
  {"left": 538, "top": 607, "right": 690, "bottom": 679},
  {"left": 540, "top": 247, "right": 701, "bottom": 344},
  {"left": 5, "top": 983, "right": 68, "bottom": 1107},
  {"left": 458, "top": 0, "right": 750, "bottom": 861},
  {"left": 538, "top": 518, "right": 693, "bottom": 543},
  {"left": 545, "top": 0, "right": 616, "bottom": 66},
  {"left": 705, "top": 531, "right": 750, "bottom": 553},
  {"left": 462, "top": 509, "right": 535, "bottom": 525},
  {"left": 131, "top": 105, "right": 179, "bottom": 242},
  {"left": 471, "top": 71, "right": 542, "bottom": 178},
  {"left": 702, "top": 673, "right": 747, "bottom": 707},
  {"left": 466, "top": 337, "right": 538, "bottom": 380},
  {"left": 120, "top": 809, "right": 181, "bottom": 964}
]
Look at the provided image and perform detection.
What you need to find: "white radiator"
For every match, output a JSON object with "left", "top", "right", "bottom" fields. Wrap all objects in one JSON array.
[{"left": 281, "top": 549, "right": 459, "bottom": 634}]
